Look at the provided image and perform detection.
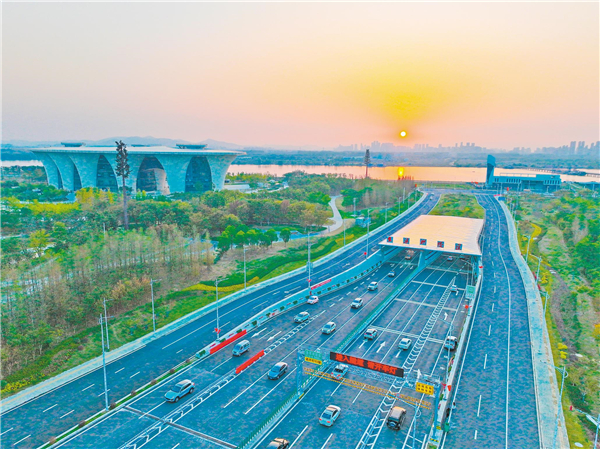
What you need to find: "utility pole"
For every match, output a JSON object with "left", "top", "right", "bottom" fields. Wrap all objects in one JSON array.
[
  {"left": 353, "top": 198, "right": 357, "bottom": 217},
  {"left": 398, "top": 196, "right": 402, "bottom": 215},
  {"left": 384, "top": 202, "right": 388, "bottom": 223},
  {"left": 307, "top": 233, "right": 312, "bottom": 291},
  {"left": 215, "top": 277, "right": 222, "bottom": 339},
  {"left": 150, "top": 279, "right": 161, "bottom": 333},
  {"left": 542, "top": 291, "right": 550, "bottom": 316},
  {"left": 343, "top": 219, "right": 346, "bottom": 246},
  {"left": 99, "top": 315, "right": 109, "bottom": 411},
  {"left": 593, "top": 412, "right": 599, "bottom": 449},
  {"left": 243, "top": 245, "right": 247, "bottom": 291},
  {"left": 552, "top": 364, "right": 568, "bottom": 449},
  {"left": 366, "top": 209, "right": 371, "bottom": 258},
  {"left": 526, "top": 234, "right": 533, "bottom": 263},
  {"left": 103, "top": 298, "right": 110, "bottom": 350}
]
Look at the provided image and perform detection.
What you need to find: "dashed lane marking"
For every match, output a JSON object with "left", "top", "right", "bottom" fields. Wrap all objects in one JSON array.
[
  {"left": 0, "top": 427, "right": 13, "bottom": 437},
  {"left": 13, "top": 434, "right": 30, "bottom": 446},
  {"left": 320, "top": 434, "right": 334, "bottom": 449},
  {"left": 484, "top": 353, "right": 488, "bottom": 370},
  {"left": 42, "top": 404, "right": 58, "bottom": 413},
  {"left": 290, "top": 425, "right": 308, "bottom": 449},
  {"left": 115, "top": 367, "right": 125, "bottom": 374},
  {"left": 59, "top": 410, "right": 74, "bottom": 419},
  {"left": 81, "top": 384, "right": 95, "bottom": 392},
  {"left": 130, "top": 371, "right": 140, "bottom": 378},
  {"left": 477, "top": 395, "right": 482, "bottom": 417}
]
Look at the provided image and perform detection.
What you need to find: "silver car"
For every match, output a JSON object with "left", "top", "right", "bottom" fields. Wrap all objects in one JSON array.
[
  {"left": 294, "top": 311, "right": 310, "bottom": 323},
  {"left": 319, "top": 405, "right": 341, "bottom": 426},
  {"left": 164, "top": 379, "right": 195, "bottom": 403}
]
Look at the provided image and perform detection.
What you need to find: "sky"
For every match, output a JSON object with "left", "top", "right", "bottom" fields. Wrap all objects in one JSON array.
[{"left": 3, "top": 2, "right": 599, "bottom": 149}]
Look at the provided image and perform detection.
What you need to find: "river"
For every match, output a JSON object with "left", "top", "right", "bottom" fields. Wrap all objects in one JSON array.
[{"left": 3, "top": 160, "right": 598, "bottom": 184}]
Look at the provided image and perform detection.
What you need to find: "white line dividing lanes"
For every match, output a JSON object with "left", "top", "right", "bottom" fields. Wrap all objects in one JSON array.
[
  {"left": 320, "top": 434, "right": 333, "bottom": 449},
  {"left": 81, "top": 384, "right": 95, "bottom": 392},
  {"left": 115, "top": 367, "right": 125, "bottom": 374},
  {"left": 0, "top": 427, "right": 13, "bottom": 437},
  {"left": 484, "top": 353, "right": 488, "bottom": 369},
  {"left": 13, "top": 434, "right": 30, "bottom": 446},
  {"left": 42, "top": 404, "right": 58, "bottom": 413},
  {"left": 477, "top": 395, "right": 482, "bottom": 417},
  {"left": 289, "top": 425, "right": 308, "bottom": 448},
  {"left": 130, "top": 371, "right": 140, "bottom": 378},
  {"left": 59, "top": 410, "right": 74, "bottom": 419}
]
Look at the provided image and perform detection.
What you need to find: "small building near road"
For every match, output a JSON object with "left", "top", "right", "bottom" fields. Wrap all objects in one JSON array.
[{"left": 485, "top": 155, "right": 561, "bottom": 192}]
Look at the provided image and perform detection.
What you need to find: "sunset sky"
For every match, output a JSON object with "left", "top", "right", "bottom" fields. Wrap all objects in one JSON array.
[{"left": 3, "top": 2, "right": 599, "bottom": 149}]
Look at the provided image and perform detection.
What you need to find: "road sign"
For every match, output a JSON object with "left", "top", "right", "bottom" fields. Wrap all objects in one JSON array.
[
  {"left": 415, "top": 381, "right": 435, "bottom": 396},
  {"left": 466, "top": 285, "right": 476, "bottom": 300},
  {"left": 304, "top": 357, "right": 322, "bottom": 365},
  {"left": 330, "top": 351, "right": 404, "bottom": 377}
]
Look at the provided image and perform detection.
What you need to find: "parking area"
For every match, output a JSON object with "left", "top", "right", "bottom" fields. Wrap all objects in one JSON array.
[
  {"left": 259, "top": 256, "right": 472, "bottom": 449},
  {"left": 56, "top": 251, "right": 417, "bottom": 448}
]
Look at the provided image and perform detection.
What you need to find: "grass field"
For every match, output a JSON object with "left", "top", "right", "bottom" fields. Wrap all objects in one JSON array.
[{"left": 429, "top": 193, "right": 485, "bottom": 219}]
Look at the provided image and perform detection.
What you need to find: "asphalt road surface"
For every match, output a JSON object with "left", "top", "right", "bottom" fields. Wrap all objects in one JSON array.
[{"left": 0, "top": 193, "right": 440, "bottom": 448}]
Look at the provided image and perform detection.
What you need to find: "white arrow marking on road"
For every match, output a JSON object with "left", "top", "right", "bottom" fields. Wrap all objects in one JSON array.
[
  {"left": 359, "top": 340, "right": 367, "bottom": 349},
  {"left": 268, "top": 331, "right": 281, "bottom": 341},
  {"left": 252, "top": 328, "right": 267, "bottom": 338},
  {"left": 377, "top": 341, "right": 386, "bottom": 353},
  {"left": 444, "top": 312, "right": 448, "bottom": 321},
  {"left": 395, "top": 351, "right": 401, "bottom": 358},
  {"left": 494, "top": 286, "right": 496, "bottom": 294}
]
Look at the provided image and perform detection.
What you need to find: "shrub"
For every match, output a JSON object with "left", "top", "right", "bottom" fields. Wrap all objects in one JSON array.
[
  {"left": 252, "top": 320, "right": 257, "bottom": 326},
  {"left": 169, "top": 368, "right": 175, "bottom": 374},
  {"left": 78, "top": 420, "right": 87, "bottom": 428},
  {"left": 109, "top": 402, "right": 116, "bottom": 410},
  {"left": 130, "top": 389, "right": 137, "bottom": 397},
  {"left": 77, "top": 345, "right": 84, "bottom": 351},
  {"left": 185, "top": 358, "right": 191, "bottom": 364},
  {"left": 150, "top": 379, "right": 157, "bottom": 386},
  {"left": 49, "top": 437, "right": 57, "bottom": 445}
]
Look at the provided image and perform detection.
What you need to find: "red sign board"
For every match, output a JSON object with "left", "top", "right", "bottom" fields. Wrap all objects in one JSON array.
[
  {"left": 330, "top": 351, "right": 404, "bottom": 378},
  {"left": 311, "top": 278, "right": 331, "bottom": 291}
]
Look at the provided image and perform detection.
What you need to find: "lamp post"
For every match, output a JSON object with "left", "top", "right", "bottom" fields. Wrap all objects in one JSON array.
[
  {"left": 384, "top": 202, "right": 388, "bottom": 223},
  {"left": 593, "top": 412, "right": 599, "bottom": 449},
  {"left": 307, "top": 233, "right": 312, "bottom": 291},
  {"left": 366, "top": 209, "right": 371, "bottom": 258},
  {"left": 531, "top": 254, "right": 542, "bottom": 280},
  {"left": 150, "top": 279, "right": 161, "bottom": 333},
  {"left": 353, "top": 198, "right": 357, "bottom": 217},
  {"left": 550, "top": 364, "right": 568, "bottom": 449},
  {"left": 442, "top": 319, "right": 454, "bottom": 386},
  {"left": 398, "top": 196, "right": 402, "bottom": 215},
  {"left": 102, "top": 298, "right": 111, "bottom": 350},
  {"left": 343, "top": 219, "right": 346, "bottom": 246},
  {"left": 99, "top": 315, "right": 109, "bottom": 411},
  {"left": 243, "top": 245, "right": 247, "bottom": 290},
  {"left": 526, "top": 234, "right": 533, "bottom": 262},
  {"left": 542, "top": 291, "right": 550, "bottom": 317},
  {"left": 215, "top": 277, "right": 223, "bottom": 339}
]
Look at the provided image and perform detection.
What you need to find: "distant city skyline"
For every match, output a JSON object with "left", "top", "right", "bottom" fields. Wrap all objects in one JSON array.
[{"left": 3, "top": 2, "right": 598, "bottom": 149}]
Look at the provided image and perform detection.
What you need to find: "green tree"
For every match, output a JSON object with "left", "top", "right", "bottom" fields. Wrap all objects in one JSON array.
[
  {"left": 234, "top": 231, "right": 247, "bottom": 247},
  {"left": 28, "top": 230, "right": 50, "bottom": 258},
  {"left": 280, "top": 228, "right": 291, "bottom": 246},
  {"left": 265, "top": 229, "right": 278, "bottom": 246},
  {"left": 115, "top": 140, "right": 131, "bottom": 230}
]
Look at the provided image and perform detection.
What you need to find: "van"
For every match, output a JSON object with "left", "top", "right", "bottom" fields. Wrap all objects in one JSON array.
[
  {"left": 386, "top": 406, "right": 407, "bottom": 429},
  {"left": 232, "top": 340, "right": 250, "bottom": 356}
]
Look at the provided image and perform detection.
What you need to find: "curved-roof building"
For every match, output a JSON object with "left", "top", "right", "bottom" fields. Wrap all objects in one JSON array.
[{"left": 31, "top": 144, "right": 244, "bottom": 194}]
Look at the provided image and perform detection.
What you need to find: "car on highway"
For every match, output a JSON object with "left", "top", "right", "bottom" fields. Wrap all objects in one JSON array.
[
  {"left": 405, "top": 250, "right": 414, "bottom": 260},
  {"left": 364, "top": 328, "right": 378, "bottom": 340},
  {"left": 447, "top": 256, "right": 454, "bottom": 261},
  {"left": 398, "top": 338, "right": 412, "bottom": 350},
  {"left": 331, "top": 363, "right": 349, "bottom": 381},
  {"left": 307, "top": 295, "right": 319, "bottom": 304},
  {"left": 294, "top": 311, "right": 310, "bottom": 323},
  {"left": 164, "top": 379, "right": 195, "bottom": 403},
  {"left": 450, "top": 284, "right": 458, "bottom": 293},
  {"left": 386, "top": 405, "right": 407, "bottom": 429},
  {"left": 351, "top": 297, "right": 363, "bottom": 309},
  {"left": 322, "top": 321, "right": 336, "bottom": 334},
  {"left": 319, "top": 405, "right": 341, "bottom": 426},
  {"left": 387, "top": 271, "right": 396, "bottom": 277},
  {"left": 232, "top": 340, "right": 250, "bottom": 356},
  {"left": 268, "top": 362, "right": 288, "bottom": 380},
  {"left": 368, "top": 281, "right": 378, "bottom": 291},
  {"left": 444, "top": 336, "right": 458, "bottom": 350},
  {"left": 266, "top": 438, "right": 289, "bottom": 449}
]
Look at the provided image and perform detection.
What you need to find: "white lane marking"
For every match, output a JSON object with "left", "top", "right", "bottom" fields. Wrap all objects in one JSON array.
[
  {"left": 252, "top": 328, "right": 268, "bottom": 338},
  {"left": 346, "top": 292, "right": 352, "bottom": 296},
  {"left": 494, "top": 286, "right": 496, "bottom": 293},
  {"left": 329, "top": 303, "right": 335, "bottom": 308},
  {"left": 115, "top": 367, "right": 125, "bottom": 374},
  {"left": 376, "top": 341, "right": 386, "bottom": 353},
  {"left": 267, "top": 331, "right": 282, "bottom": 341},
  {"left": 171, "top": 444, "right": 180, "bottom": 449},
  {"left": 244, "top": 368, "right": 296, "bottom": 415},
  {"left": 130, "top": 371, "right": 140, "bottom": 378},
  {"left": 139, "top": 401, "right": 164, "bottom": 420},
  {"left": 0, "top": 427, "right": 13, "bottom": 436},
  {"left": 290, "top": 425, "right": 308, "bottom": 449},
  {"left": 474, "top": 429, "right": 478, "bottom": 440},
  {"left": 13, "top": 435, "right": 30, "bottom": 446},
  {"left": 60, "top": 410, "right": 74, "bottom": 419},
  {"left": 42, "top": 404, "right": 58, "bottom": 413},
  {"left": 330, "top": 382, "right": 343, "bottom": 397},
  {"left": 82, "top": 384, "right": 95, "bottom": 392},
  {"left": 161, "top": 318, "right": 216, "bottom": 350},
  {"left": 253, "top": 300, "right": 268, "bottom": 309},
  {"left": 488, "top": 325, "right": 491, "bottom": 336},
  {"left": 484, "top": 354, "right": 488, "bottom": 370},
  {"left": 352, "top": 387, "right": 363, "bottom": 404},
  {"left": 98, "top": 389, "right": 111, "bottom": 397},
  {"left": 176, "top": 349, "right": 183, "bottom": 354},
  {"left": 359, "top": 340, "right": 366, "bottom": 349},
  {"left": 211, "top": 357, "right": 233, "bottom": 373},
  {"left": 477, "top": 395, "right": 482, "bottom": 417},
  {"left": 491, "top": 303, "right": 495, "bottom": 312},
  {"left": 320, "top": 434, "right": 333, "bottom": 449}
]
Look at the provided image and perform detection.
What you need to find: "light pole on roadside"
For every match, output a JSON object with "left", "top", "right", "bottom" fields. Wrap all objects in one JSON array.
[
  {"left": 526, "top": 234, "right": 533, "bottom": 262},
  {"left": 243, "top": 245, "right": 247, "bottom": 290},
  {"left": 343, "top": 219, "right": 346, "bottom": 246},
  {"left": 398, "top": 196, "right": 402, "bottom": 215},
  {"left": 442, "top": 318, "right": 454, "bottom": 386},
  {"left": 384, "top": 202, "right": 388, "bottom": 223},
  {"left": 542, "top": 291, "right": 550, "bottom": 317},
  {"left": 99, "top": 314, "right": 109, "bottom": 411},
  {"left": 353, "top": 198, "right": 357, "bottom": 217},
  {"left": 102, "top": 298, "right": 111, "bottom": 350},
  {"left": 593, "top": 412, "right": 599, "bottom": 449},
  {"left": 550, "top": 363, "right": 568, "bottom": 449},
  {"left": 531, "top": 254, "right": 542, "bottom": 281},
  {"left": 150, "top": 279, "right": 161, "bottom": 333},
  {"left": 366, "top": 209, "right": 371, "bottom": 258},
  {"left": 215, "top": 277, "right": 223, "bottom": 339},
  {"left": 307, "top": 232, "right": 313, "bottom": 291}
]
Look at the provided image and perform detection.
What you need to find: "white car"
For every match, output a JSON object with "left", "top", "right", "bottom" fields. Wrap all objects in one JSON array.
[
  {"left": 447, "top": 256, "right": 454, "bottom": 261},
  {"left": 331, "top": 364, "right": 349, "bottom": 381},
  {"left": 322, "top": 321, "right": 336, "bottom": 335},
  {"left": 387, "top": 271, "right": 396, "bottom": 278},
  {"left": 364, "top": 328, "right": 378, "bottom": 340},
  {"left": 351, "top": 297, "right": 363, "bottom": 309},
  {"left": 294, "top": 311, "right": 310, "bottom": 323},
  {"left": 398, "top": 338, "right": 412, "bottom": 350},
  {"left": 367, "top": 282, "right": 378, "bottom": 291},
  {"left": 307, "top": 295, "right": 319, "bottom": 304},
  {"left": 444, "top": 336, "right": 458, "bottom": 350},
  {"left": 319, "top": 405, "right": 341, "bottom": 426},
  {"left": 450, "top": 285, "right": 458, "bottom": 293}
]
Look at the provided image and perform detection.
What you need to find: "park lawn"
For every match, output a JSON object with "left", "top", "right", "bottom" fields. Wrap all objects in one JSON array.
[{"left": 429, "top": 193, "right": 485, "bottom": 219}]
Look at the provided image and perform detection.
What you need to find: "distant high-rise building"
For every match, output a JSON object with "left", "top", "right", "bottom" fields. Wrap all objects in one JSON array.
[{"left": 371, "top": 141, "right": 381, "bottom": 152}]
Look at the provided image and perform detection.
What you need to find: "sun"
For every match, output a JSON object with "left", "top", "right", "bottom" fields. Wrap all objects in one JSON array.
[{"left": 400, "top": 131, "right": 407, "bottom": 138}]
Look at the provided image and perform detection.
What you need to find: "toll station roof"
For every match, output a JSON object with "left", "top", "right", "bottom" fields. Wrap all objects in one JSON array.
[{"left": 379, "top": 215, "right": 484, "bottom": 256}]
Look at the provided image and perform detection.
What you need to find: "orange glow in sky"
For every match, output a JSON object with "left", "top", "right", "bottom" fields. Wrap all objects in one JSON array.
[{"left": 2, "top": 2, "right": 598, "bottom": 149}]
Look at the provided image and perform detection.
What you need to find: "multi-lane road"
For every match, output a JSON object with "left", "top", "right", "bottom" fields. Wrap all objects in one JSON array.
[{"left": 0, "top": 193, "right": 440, "bottom": 448}]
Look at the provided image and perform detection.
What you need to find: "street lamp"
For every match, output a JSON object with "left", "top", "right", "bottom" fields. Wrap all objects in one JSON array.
[
  {"left": 384, "top": 202, "right": 388, "bottom": 223},
  {"left": 243, "top": 245, "right": 247, "bottom": 291},
  {"left": 530, "top": 254, "right": 542, "bottom": 280},
  {"left": 150, "top": 279, "right": 161, "bottom": 333},
  {"left": 99, "top": 314, "right": 109, "bottom": 411},
  {"left": 542, "top": 291, "right": 550, "bottom": 317},
  {"left": 525, "top": 235, "right": 533, "bottom": 262},
  {"left": 353, "top": 198, "right": 357, "bottom": 217},
  {"left": 215, "top": 277, "right": 223, "bottom": 339},
  {"left": 366, "top": 209, "right": 371, "bottom": 258},
  {"left": 442, "top": 318, "right": 454, "bottom": 386},
  {"left": 398, "top": 196, "right": 402, "bottom": 215},
  {"left": 343, "top": 219, "right": 346, "bottom": 246},
  {"left": 102, "top": 298, "right": 113, "bottom": 350},
  {"left": 549, "top": 363, "right": 568, "bottom": 449}
]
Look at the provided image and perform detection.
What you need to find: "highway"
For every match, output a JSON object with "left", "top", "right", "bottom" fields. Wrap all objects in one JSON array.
[
  {"left": 0, "top": 192, "right": 439, "bottom": 448},
  {"left": 443, "top": 194, "right": 539, "bottom": 449}
]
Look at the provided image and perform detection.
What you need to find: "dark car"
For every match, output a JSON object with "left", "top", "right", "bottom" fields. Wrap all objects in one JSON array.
[
  {"left": 164, "top": 379, "right": 195, "bottom": 403},
  {"left": 268, "top": 362, "right": 288, "bottom": 380},
  {"left": 266, "top": 438, "right": 289, "bottom": 449}
]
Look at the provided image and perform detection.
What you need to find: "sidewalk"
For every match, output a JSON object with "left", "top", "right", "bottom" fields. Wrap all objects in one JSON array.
[{"left": 321, "top": 195, "right": 343, "bottom": 235}]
